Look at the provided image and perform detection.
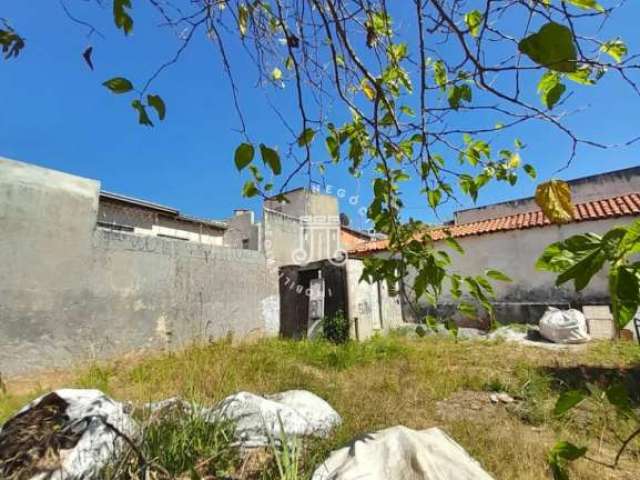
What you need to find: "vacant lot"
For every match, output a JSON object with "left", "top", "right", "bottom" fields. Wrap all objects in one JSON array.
[{"left": 1, "top": 335, "right": 639, "bottom": 479}]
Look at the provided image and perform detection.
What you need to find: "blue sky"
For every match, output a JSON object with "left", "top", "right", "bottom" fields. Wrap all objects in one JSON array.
[{"left": 1, "top": 1, "right": 638, "bottom": 230}]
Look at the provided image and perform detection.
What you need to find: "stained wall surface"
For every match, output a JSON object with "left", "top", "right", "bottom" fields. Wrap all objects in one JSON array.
[{"left": 0, "top": 158, "right": 277, "bottom": 375}]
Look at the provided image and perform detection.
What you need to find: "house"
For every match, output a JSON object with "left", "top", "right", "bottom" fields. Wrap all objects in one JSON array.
[
  {"left": 98, "top": 190, "right": 227, "bottom": 244},
  {"left": 349, "top": 166, "right": 640, "bottom": 326}
]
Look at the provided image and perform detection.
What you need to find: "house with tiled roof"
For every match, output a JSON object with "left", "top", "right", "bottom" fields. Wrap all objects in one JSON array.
[{"left": 349, "top": 166, "right": 640, "bottom": 326}]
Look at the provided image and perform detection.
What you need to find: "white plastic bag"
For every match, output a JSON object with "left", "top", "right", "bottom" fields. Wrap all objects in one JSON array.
[
  {"left": 311, "top": 426, "right": 494, "bottom": 480},
  {"left": 539, "top": 307, "right": 591, "bottom": 344}
]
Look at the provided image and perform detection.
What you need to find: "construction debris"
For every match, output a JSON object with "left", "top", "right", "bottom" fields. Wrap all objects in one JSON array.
[
  {"left": 207, "top": 390, "right": 341, "bottom": 448},
  {"left": 311, "top": 426, "right": 493, "bottom": 480},
  {"left": 0, "top": 389, "right": 137, "bottom": 480},
  {"left": 539, "top": 307, "right": 591, "bottom": 344}
]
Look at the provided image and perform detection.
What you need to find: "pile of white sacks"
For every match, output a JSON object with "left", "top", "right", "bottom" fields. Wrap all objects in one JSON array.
[{"left": 0, "top": 388, "right": 493, "bottom": 479}]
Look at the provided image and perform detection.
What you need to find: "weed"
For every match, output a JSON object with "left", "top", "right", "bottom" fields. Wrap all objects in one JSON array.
[
  {"left": 321, "top": 310, "right": 350, "bottom": 345},
  {"left": 141, "top": 409, "right": 238, "bottom": 478},
  {"left": 2, "top": 336, "right": 638, "bottom": 479}
]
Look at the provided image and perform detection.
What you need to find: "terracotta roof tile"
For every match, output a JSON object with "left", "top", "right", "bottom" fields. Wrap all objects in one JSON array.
[{"left": 349, "top": 192, "right": 640, "bottom": 255}]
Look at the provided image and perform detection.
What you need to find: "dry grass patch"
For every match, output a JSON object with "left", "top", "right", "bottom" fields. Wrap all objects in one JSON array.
[{"left": 1, "top": 335, "right": 639, "bottom": 479}]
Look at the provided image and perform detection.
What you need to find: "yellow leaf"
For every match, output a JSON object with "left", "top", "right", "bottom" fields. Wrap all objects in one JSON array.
[
  {"left": 361, "top": 79, "right": 376, "bottom": 101},
  {"left": 535, "top": 180, "right": 574, "bottom": 224},
  {"left": 271, "top": 67, "right": 282, "bottom": 81},
  {"left": 238, "top": 4, "right": 249, "bottom": 37},
  {"left": 508, "top": 152, "right": 521, "bottom": 169}
]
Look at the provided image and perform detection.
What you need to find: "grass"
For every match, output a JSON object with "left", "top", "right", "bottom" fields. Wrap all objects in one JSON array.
[{"left": 1, "top": 334, "right": 639, "bottom": 479}]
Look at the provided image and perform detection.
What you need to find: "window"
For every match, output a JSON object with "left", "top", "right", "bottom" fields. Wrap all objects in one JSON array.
[
  {"left": 97, "top": 221, "right": 134, "bottom": 232},
  {"left": 157, "top": 233, "right": 189, "bottom": 241},
  {"left": 242, "top": 238, "right": 250, "bottom": 249}
]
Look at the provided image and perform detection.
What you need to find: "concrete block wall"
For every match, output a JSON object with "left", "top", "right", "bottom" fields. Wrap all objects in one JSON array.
[{"left": 0, "top": 158, "right": 277, "bottom": 375}]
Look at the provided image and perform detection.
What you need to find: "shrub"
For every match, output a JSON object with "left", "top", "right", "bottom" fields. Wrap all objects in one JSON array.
[{"left": 322, "top": 310, "right": 350, "bottom": 344}]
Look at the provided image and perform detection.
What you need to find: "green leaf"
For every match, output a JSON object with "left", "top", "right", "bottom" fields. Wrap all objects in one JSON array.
[
  {"left": 400, "top": 105, "right": 415, "bottom": 116},
  {"left": 433, "top": 60, "right": 448, "bottom": 91},
  {"left": 524, "top": 164, "right": 537, "bottom": 179},
  {"left": 518, "top": 23, "right": 577, "bottom": 73},
  {"left": 427, "top": 189, "right": 441, "bottom": 209},
  {"left": 485, "top": 269, "right": 512, "bottom": 282},
  {"left": 550, "top": 441, "right": 587, "bottom": 461},
  {"left": 554, "top": 390, "right": 586, "bottom": 416},
  {"left": 605, "top": 382, "right": 633, "bottom": 416},
  {"left": 556, "top": 249, "right": 606, "bottom": 291},
  {"left": 297, "top": 128, "right": 316, "bottom": 147},
  {"left": 535, "top": 180, "right": 573, "bottom": 224},
  {"left": 566, "top": 66, "right": 595, "bottom": 85},
  {"left": 238, "top": 4, "right": 249, "bottom": 37},
  {"left": 537, "top": 71, "right": 565, "bottom": 109},
  {"left": 234, "top": 143, "right": 255, "bottom": 171},
  {"left": 326, "top": 136, "right": 339, "bottom": 162},
  {"left": 103, "top": 77, "right": 134, "bottom": 94},
  {"left": 285, "top": 56, "right": 294, "bottom": 70},
  {"left": 447, "top": 84, "right": 472, "bottom": 110},
  {"left": 113, "top": 0, "right": 134, "bottom": 35},
  {"left": 615, "top": 220, "right": 640, "bottom": 257},
  {"left": 0, "top": 26, "right": 25, "bottom": 59},
  {"left": 600, "top": 39, "right": 627, "bottom": 63},
  {"left": 248, "top": 164, "right": 263, "bottom": 182},
  {"left": 445, "top": 237, "right": 465, "bottom": 254},
  {"left": 614, "top": 266, "right": 639, "bottom": 329},
  {"left": 131, "top": 99, "right": 153, "bottom": 127},
  {"left": 464, "top": 10, "right": 483, "bottom": 37},
  {"left": 548, "top": 458, "right": 568, "bottom": 480},
  {"left": 146, "top": 94, "right": 165, "bottom": 120},
  {"left": 260, "top": 144, "right": 281, "bottom": 175},
  {"left": 445, "top": 318, "right": 459, "bottom": 337},
  {"left": 242, "top": 180, "right": 259, "bottom": 198},
  {"left": 566, "top": 0, "right": 605, "bottom": 12},
  {"left": 457, "top": 302, "right": 476, "bottom": 319}
]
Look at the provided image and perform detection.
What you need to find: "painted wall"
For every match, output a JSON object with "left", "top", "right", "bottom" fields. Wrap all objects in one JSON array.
[
  {"left": 401, "top": 217, "right": 635, "bottom": 325},
  {"left": 0, "top": 158, "right": 277, "bottom": 375},
  {"left": 345, "top": 259, "right": 404, "bottom": 339}
]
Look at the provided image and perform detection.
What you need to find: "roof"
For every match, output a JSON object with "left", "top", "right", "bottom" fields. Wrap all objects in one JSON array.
[
  {"left": 349, "top": 191, "right": 640, "bottom": 255},
  {"left": 100, "top": 190, "right": 178, "bottom": 214},
  {"left": 100, "top": 190, "right": 227, "bottom": 230},
  {"left": 454, "top": 165, "right": 640, "bottom": 216},
  {"left": 341, "top": 225, "right": 373, "bottom": 239}
]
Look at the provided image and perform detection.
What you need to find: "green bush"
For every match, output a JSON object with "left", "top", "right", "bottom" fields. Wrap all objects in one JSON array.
[{"left": 322, "top": 310, "right": 350, "bottom": 344}]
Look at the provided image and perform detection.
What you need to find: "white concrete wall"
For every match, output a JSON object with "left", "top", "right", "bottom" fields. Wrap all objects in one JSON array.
[
  {"left": 397, "top": 217, "right": 639, "bottom": 324},
  {"left": 345, "top": 259, "right": 403, "bottom": 339},
  {"left": 130, "top": 224, "right": 224, "bottom": 245}
]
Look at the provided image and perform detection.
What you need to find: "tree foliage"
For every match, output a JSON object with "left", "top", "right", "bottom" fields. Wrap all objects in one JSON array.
[{"left": 537, "top": 220, "right": 640, "bottom": 330}]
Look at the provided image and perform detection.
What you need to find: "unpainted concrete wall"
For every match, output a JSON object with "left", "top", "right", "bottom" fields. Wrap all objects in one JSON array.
[
  {"left": 0, "top": 158, "right": 277, "bottom": 375},
  {"left": 224, "top": 210, "right": 261, "bottom": 250},
  {"left": 456, "top": 167, "right": 640, "bottom": 224}
]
